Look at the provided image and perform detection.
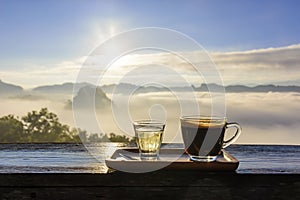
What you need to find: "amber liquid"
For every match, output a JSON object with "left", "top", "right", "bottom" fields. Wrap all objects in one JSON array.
[
  {"left": 181, "top": 121, "right": 225, "bottom": 157},
  {"left": 135, "top": 125, "right": 164, "bottom": 161},
  {"left": 135, "top": 129, "right": 163, "bottom": 154}
]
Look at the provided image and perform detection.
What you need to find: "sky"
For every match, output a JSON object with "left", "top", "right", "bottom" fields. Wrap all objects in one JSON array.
[{"left": 0, "top": 0, "right": 300, "bottom": 87}]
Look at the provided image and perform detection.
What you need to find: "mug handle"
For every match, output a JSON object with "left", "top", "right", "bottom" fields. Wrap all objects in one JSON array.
[{"left": 223, "top": 122, "right": 242, "bottom": 148}]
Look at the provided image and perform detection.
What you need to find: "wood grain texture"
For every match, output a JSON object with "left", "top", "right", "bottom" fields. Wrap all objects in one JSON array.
[{"left": 0, "top": 172, "right": 299, "bottom": 200}]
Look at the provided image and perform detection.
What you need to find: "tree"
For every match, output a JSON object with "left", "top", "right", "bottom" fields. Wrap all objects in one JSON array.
[
  {"left": 22, "top": 108, "right": 73, "bottom": 142},
  {"left": 88, "top": 133, "right": 103, "bottom": 142},
  {"left": 0, "top": 108, "right": 135, "bottom": 143},
  {"left": 70, "top": 128, "right": 88, "bottom": 143},
  {"left": 0, "top": 115, "right": 25, "bottom": 143},
  {"left": 108, "top": 132, "right": 131, "bottom": 143}
]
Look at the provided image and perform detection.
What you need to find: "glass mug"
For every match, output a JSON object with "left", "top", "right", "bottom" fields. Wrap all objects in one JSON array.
[
  {"left": 180, "top": 116, "right": 241, "bottom": 162},
  {"left": 133, "top": 120, "right": 165, "bottom": 160}
]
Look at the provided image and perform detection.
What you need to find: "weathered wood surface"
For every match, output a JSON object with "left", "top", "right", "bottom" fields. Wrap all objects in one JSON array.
[{"left": 0, "top": 172, "right": 299, "bottom": 200}]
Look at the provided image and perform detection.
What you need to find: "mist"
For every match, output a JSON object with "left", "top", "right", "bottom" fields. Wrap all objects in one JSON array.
[{"left": 0, "top": 91, "right": 299, "bottom": 145}]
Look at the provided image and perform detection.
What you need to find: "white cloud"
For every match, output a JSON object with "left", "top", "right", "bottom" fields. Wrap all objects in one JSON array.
[
  {"left": 105, "top": 44, "right": 300, "bottom": 86},
  {"left": 211, "top": 44, "right": 300, "bottom": 85},
  {"left": 212, "top": 44, "right": 300, "bottom": 70},
  {"left": 0, "top": 57, "right": 85, "bottom": 88},
  {"left": 1, "top": 91, "right": 299, "bottom": 144},
  {"left": 1, "top": 43, "right": 300, "bottom": 88},
  {"left": 225, "top": 92, "right": 300, "bottom": 145}
]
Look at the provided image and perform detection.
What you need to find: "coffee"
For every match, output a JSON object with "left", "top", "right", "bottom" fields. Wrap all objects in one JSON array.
[
  {"left": 180, "top": 116, "right": 241, "bottom": 162},
  {"left": 181, "top": 120, "right": 225, "bottom": 157}
]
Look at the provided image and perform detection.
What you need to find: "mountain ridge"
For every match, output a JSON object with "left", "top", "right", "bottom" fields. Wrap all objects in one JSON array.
[
  {"left": 25, "top": 82, "right": 300, "bottom": 94},
  {"left": 2, "top": 80, "right": 300, "bottom": 96},
  {"left": 0, "top": 80, "right": 23, "bottom": 96}
]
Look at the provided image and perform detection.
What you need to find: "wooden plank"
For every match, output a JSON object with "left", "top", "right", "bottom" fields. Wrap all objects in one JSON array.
[{"left": 0, "top": 172, "right": 299, "bottom": 200}]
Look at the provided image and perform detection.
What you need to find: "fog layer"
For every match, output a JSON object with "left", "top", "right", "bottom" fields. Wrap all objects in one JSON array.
[{"left": 0, "top": 91, "right": 299, "bottom": 145}]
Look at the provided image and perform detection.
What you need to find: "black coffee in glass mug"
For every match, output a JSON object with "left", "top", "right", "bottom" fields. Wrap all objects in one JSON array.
[{"left": 180, "top": 116, "right": 241, "bottom": 162}]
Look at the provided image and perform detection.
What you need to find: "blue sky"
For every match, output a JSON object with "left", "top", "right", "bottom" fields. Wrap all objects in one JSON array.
[{"left": 0, "top": 0, "right": 300, "bottom": 87}]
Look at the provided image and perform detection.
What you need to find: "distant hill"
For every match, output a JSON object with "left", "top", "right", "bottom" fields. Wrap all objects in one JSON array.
[
  {"left": 70, "top": 85, "right": 111, "bottom": 110},
  {"left": 3, "top": 80, "right": 300, "bottom": 97},
  {"left": 194, "top": 83, "right": 225, "bottom": 92},
  {"left": 0, "top": 80, "right": 23, "bottom": 96},
  {"left": 224, "top": 84, "right": 300, "bottom": 93},
  {"left": 101, "top": 83, "right": 138, "bottom": 94},
  {"left": 102, "top": 83, "right": 192, "bottom": 94},
  {"left": 102, "top": 83, "right": 300, "bottom": 93},
  {"left": 32, "top": 82, "right": 92, "bottom": 94}
]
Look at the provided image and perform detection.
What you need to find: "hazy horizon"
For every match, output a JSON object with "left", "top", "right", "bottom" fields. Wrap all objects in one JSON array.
[
  {"left": 2, "top": 77, "right": 300, "bottom": 91},
  {"left": 0, "top": 88, "right": 299, "bottom": 145}
]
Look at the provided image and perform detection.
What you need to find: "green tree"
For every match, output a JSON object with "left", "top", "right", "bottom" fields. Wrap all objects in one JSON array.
[
  {"left": 70, "top": 128, "right": 88, "bottom": 143},
  {"left": 0, "top": 108, "right": 135, "bottom": 143},
  {"left": 22, "top": 108, "right": 73, "bottom": 142},
  {"left": 88, "top": 133, "right": 103, "bottom": 142},
  {"left": 0, "top": 115, "right": 25, "bottom": 143},
  {"left": 108, "top": 132, "right": 130, "bottom": 143}
]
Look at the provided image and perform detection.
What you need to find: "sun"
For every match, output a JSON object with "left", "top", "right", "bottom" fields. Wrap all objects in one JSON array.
[{"left": 90, "top": 20, "right": 121, "bottom": 44}]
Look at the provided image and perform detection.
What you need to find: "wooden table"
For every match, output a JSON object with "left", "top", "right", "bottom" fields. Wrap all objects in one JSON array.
[{"left": 0, "top": 172, "right": 299, "bottom": 200}]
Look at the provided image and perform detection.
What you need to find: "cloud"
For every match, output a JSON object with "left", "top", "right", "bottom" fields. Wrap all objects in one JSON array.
[
  {"left": 212, "top": 44, "right": 300, "bottom": 71},
  {"left": 1, "top": 43, "right": 300, "bottom": 87},
  {"left": 226, "top": 92, "right": 300, "bottom": 127},
  {"left": 210, "top": 44, "right": 300, "bottom": 85},
  {"left": 0, "top": 57, "right": 85, "bottom": 88},
  {"left": 1, "top": 90, "right": 299, "bottom": 144},
  {"left": 103, "top": 91, "right": 300, "bottom": 145},
  {"left": 105, "top": 43, "right": 300, "bottom": 85},
  {"left": 225, "top": 92, "right": 300, "bottom": 144}
]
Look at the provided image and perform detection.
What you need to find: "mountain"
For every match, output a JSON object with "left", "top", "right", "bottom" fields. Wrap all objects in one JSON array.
[
  {"left": 194, "top": 83, "right": 225, "bottom": 92},
  {"left": 3, "top": 80, "right": 300, "bottom": 97},
  {"left": 32, "top": 82, "right": 92, "bottom": 94},
  {"left": 101, "top": 83, "right": 138, "bottom": 94},
  {"left": 98, "top": 83, "right": 300, "bottom": 93},
  {"left": 71, "top": 85, "right": 111, "bottom": 110},
  {"left": 225, "top": 84, "right": 300, "bottom": 93},
  {"left": 102, "top": 83, "right": 300, "bottom": 93},
  {"left": 101, "top": 83, "right": 191, "bottom": 94},
  {"left": 225, "top": 85, "right": 253, "bottom": 92},
  {"left": 0, "top": 80, "right": 23, "bottom": 96}
]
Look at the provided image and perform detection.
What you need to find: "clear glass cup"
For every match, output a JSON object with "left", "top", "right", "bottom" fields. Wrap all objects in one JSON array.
[
  {"left": 180, "top": 116, "right": 241, "bottom": 162},
  {"left": 133, "top": 120, "right": 165, "bottom": 160}
]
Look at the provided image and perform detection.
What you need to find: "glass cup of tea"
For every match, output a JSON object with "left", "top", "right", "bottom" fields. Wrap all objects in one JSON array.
[
  {"left": 180, "top": 116, "right": 241, "bottom": 162},
  {"left": 133, "top": 120, "right": 165, "bottom": 160}
]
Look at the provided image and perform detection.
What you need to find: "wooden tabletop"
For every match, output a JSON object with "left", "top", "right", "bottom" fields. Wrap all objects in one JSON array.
[{"left": 0, "top": 172, "right": 299, "bottom": 200}]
